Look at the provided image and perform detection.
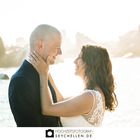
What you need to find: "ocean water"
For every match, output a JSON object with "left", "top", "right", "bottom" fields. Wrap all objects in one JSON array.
[{"left": 0, "top": 58, "right": 140, "bottom": 127}]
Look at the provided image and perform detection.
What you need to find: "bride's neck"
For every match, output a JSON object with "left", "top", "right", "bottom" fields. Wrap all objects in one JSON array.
[{"left": 82, "top": 77, "right": 88, "bottom": 89}]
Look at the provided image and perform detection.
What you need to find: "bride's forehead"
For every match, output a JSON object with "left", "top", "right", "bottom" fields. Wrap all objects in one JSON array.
[{"left": 79, "top": 51, "right": 83, "bottom": 57}]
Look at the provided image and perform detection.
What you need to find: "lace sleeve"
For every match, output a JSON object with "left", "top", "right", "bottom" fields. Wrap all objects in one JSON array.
[{"left": 83, "top": 90, "right": 104, "bottom": 126}]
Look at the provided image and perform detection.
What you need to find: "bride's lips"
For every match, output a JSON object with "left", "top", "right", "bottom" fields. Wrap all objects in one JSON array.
[{"left": 75, "top": 65, "right": 78, "bottom": 71}]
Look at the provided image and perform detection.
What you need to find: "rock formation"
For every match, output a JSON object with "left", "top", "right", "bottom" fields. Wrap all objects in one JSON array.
[{"left": 0, "top": 36, "right": 27, "bottom": 67}]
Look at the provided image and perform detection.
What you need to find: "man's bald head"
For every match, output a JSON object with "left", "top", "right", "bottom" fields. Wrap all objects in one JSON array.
[
  {"left": 29, "top": 24, "right": 62, "bottom": 64},
  {"left": 30, "top": 24, "right": 61, "bottom": 49}
]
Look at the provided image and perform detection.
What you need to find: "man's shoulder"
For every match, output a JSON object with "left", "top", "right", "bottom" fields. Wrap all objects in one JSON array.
[
  {"left": 10, "top": 74, "right": 26, "bottom": 86},
  {"left": 11, "top": 67, "right": 24, "bottom": 80}
]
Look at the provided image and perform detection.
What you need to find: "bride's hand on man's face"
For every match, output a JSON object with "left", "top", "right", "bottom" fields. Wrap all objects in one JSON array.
[{"left": 29, "top": 51, "right": 51, "bottom": 75}]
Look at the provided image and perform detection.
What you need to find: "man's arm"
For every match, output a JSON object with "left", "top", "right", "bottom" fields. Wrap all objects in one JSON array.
[{"left": 9, "top": 77, "right": 41, "bottom": 126}]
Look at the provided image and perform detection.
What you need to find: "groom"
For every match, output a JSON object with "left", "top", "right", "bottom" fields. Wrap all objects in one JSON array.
[{"left": 8, "top": 24, "right": 62, "bottom": 127}]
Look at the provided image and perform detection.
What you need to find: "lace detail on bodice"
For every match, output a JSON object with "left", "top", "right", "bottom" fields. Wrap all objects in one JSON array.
[
  {"left": 60, "top": 89, "right": 105, "bottom": 127},
  {"left": 82, "top": 89, "right": 105, "bottom": 127}
]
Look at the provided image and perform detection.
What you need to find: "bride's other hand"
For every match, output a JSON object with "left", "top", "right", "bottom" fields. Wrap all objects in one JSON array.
[{"left": 29, "top": 51, "right": 50, "bottom": 75}]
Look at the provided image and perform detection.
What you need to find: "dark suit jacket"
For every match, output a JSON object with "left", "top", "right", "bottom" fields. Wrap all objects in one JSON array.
[{"left": 8, "top": 60, "right": 62, "bottom": 127}]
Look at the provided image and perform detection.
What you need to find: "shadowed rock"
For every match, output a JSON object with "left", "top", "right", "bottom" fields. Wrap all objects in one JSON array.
[{"left": 0, "top": 73, "right": 9, "bottom": 80}]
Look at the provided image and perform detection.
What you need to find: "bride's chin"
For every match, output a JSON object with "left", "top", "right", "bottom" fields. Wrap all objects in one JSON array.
[{"left": 74, "top": 71, "right": 78, "bottom": 76}]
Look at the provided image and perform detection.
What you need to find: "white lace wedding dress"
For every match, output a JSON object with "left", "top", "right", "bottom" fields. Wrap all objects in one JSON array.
[{"left": 61, "top": 89, "right": 105, "bottom": 127}]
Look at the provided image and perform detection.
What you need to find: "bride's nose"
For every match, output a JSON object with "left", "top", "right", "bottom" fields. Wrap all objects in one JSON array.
[{"left": 74, "top": 58, "right": 78, "bottom": 64}]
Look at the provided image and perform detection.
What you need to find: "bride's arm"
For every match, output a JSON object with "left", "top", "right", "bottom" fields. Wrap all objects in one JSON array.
[
  {"left": 30, "top": 52, "right": 93, "bottom": 117},
  {"left": 48, "top": 73, "right": 64, "bottom": 102},
  {"left": 48, "top": 73, "right": 72, "bottom": 102},
  {"left": 40, "top": 73, "right": 93, "bottom": 117}
]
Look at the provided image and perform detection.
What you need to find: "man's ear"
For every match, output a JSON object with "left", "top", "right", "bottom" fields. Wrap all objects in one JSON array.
[
  {"left": 38, "top": 39, "right": 43, "bottom": 48},
  {"left": 36, "top": 40, "right": 44, "bottom": 51}
]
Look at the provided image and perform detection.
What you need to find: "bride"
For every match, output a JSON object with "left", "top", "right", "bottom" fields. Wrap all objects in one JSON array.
[{"left": 30, "top": 45, "right": 118, "bottom": 127}]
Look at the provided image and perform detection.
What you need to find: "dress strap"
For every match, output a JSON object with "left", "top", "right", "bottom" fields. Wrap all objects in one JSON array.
[{"left": 83, "top": 90, "right": 96, "bottom": 115}]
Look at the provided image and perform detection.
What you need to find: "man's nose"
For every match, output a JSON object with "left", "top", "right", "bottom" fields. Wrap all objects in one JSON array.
[{"left": 58, "top": 49, "right": 62, "bottom": 55}]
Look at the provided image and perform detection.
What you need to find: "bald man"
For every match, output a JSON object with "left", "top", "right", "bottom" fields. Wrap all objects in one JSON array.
[{"left": 8, "top": 24, "right": 62, "bottom": 127}]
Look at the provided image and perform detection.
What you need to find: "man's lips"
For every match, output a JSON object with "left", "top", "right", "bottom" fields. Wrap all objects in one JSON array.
[{"left": 53, "top": 56, "right": 56, "bottom": 59}]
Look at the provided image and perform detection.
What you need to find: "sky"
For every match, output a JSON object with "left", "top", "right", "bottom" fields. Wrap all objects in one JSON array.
[{"left": 0, "top": 0, "right": 140, "bottom": 45}]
